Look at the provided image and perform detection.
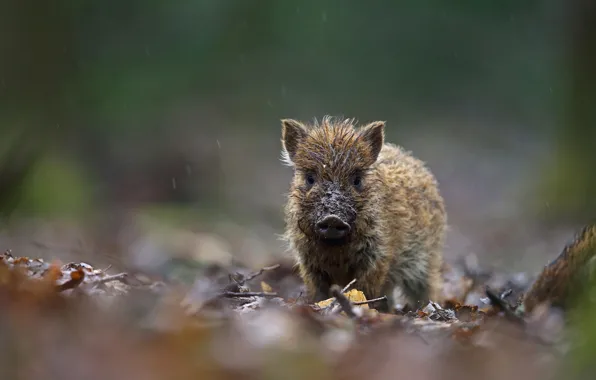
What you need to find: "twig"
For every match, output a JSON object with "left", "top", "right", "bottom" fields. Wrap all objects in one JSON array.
[
  {"left": 196, "top": 290, "right": 280, "bottom": 313},
  {"left": 330, "top": 284, "right": 357, "bottom": 318},
  {"left": 500, "top": 288, "right": 513, "bottom": 299},
  {"left": 93, "top": 273, "right": 128, "bottom": 285},
  {"left": 221, "top": 291, "right": 279, "bottom": 298},
  {"left": 100, "top": 264, "right": 113, "bottom": 273},
  {"left": 199, "top": 266, "right": 282, "bottom": 310},
  {"left": 341, "top": 278, "right": 357, "bottom": 293},
  {"left": 353, "top": 296, "right": 388, "bottom": 306},
  {"left": 321, "top": 278, "right": 358, "bottom": 312},
  {"left": 243, "top": 264, "right": 281, "bottom": 284},
  {"left": 226, "top": 263, "right": 281, "bottom": 292}
]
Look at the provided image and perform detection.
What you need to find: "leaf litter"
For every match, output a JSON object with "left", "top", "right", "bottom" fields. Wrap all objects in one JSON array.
[{"left": 0, "top": 248, "right": 570, "bottom": 380}]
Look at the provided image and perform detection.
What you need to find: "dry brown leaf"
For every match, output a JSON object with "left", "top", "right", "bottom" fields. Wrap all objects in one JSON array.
[{"left": 56, "top": 267, "right": 85, "bottom": 292}]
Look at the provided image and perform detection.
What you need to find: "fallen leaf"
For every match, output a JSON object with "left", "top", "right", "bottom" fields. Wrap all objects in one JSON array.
[
  {"left": 314, "top": 288, "right": 369, "bottom": 309},
  {"left": 261, "top": 281, "right": 273, "bottom": 293}
]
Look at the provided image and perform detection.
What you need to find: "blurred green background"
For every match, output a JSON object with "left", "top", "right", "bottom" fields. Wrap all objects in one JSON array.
[{"left": 0, "top": 0, "right": 594, "bottom": 273}]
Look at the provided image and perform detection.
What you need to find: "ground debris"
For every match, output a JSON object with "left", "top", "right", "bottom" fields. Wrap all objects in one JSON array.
[
  {"left": 0, "top": 248, "right": 570, "bottom": 380},
  {"left": 0, "top": 249, "right": 161, "bottom": 298}
]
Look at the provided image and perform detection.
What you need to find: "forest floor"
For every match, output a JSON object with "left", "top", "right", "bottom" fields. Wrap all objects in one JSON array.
[{"left": 0, "top": 237, "right": 571, "bottom": 380}]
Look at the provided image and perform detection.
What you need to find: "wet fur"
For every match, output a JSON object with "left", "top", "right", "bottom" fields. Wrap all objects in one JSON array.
[
  {"left": 522, "top": 223, "right": 596, "bottom": 313},
  {"left": 281, "top": 116, "right": 447, "bottom": 310}
]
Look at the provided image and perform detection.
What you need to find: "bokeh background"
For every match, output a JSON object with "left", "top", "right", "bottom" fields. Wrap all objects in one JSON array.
[{"left": 0, "top": 0, "right": 594, "bottom": 278}]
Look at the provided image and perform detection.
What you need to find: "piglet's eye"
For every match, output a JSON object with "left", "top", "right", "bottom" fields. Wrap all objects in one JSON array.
[
  {"left": 305, "top": 173, "right": 316, "bottom": 186},
  {"left": 352, "top": 175, "right": 363, "bottom": 189}
]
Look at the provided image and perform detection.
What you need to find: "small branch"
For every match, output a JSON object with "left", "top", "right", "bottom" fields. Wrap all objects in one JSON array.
[
  {"left": 199, "top": 266, "right": 283, "bottom": 311},
  {"left": 221, "top": 291, "right": 279, "bottom": 298},
  {"left": 100, "top": 264, "right": 113, "bottom": 273},
  {"left": 93, "top": 273, "right": 128, "bottom": 285},
  {"left": 341, "top": 278, "right": 357, "bottom": 293},
  {"left": 243, "top": 264, "right": 281, "bottom": 284},
  {"left": 353, "top": 295, "right": 388, "bottom": 306},
  {"left": 321, "top": 278, "right": 358, "bottom": 312},
  {"left": 196, "top": 291, "right": 280, "bottom": 313},
  {"left": 227, "top": 264, "right": 281, "bottom": 292},
  {"left": 330, "top": 284, "right": 357, "bottom": 318},
  {"left": 500, "top": 288, "right": 513, "bottom": 299}
]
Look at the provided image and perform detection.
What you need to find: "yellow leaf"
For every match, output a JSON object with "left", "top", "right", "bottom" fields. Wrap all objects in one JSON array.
[
  {"left": 314, "top": 288, "right": 370, "bottom": 309},
  {"left": 261, "top": 281, "right": 273, "bottom": 293}
]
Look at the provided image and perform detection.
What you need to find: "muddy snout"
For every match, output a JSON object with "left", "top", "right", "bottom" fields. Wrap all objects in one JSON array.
[{"left": 316, "top": 215, "right": 351, "bottom": 240}]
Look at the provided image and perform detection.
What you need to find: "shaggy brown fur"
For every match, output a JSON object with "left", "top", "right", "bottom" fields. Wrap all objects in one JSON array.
[
  {"left": 280, "top": 116, "right": 447, "bottom": 311},
  {"left": 522, "top": 223, "right": 596, "bottom": 313}
]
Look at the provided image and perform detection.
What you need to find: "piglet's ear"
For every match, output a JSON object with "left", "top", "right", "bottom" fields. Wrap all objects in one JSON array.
[
  {"left": 281, "top": 119, "right": 308, "bottom": 166},
  {"left": 359, "top": 121, "right": 385, "bottom": 164}
]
